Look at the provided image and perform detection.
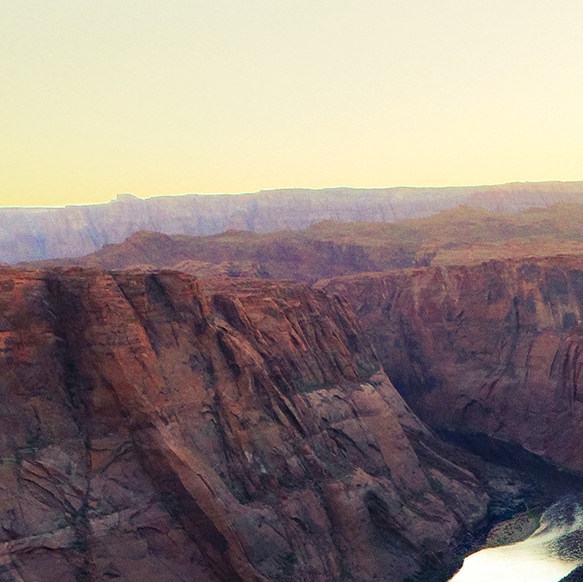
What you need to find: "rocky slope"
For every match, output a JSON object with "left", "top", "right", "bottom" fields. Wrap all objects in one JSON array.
[
  {"left": 19, "top": 203, "right": 583, "bottom": 282},
  {"left": 0, "top": 267, "right": 490, "bottom": 582},
  {"left": 322, "top": 256, "right": 583, "bottom": 475},
  {"left": 3, "top": 181, "right": 583, "bottom": 263}
]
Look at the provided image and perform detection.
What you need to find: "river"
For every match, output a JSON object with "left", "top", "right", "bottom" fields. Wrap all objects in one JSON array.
[{"left": 450, "top": 495, "right": 583, "bottom": 582}]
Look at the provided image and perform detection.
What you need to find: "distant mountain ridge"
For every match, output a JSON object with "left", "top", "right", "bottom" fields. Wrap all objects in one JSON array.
[{"left": 2, "top": 181, "right": 583, "bottom": 263}]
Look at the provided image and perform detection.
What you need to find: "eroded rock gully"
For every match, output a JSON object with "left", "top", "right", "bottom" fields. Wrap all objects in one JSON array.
[
  {"left": 322, "top": 255, "right": 583, "bottom": 475},
  {"left": 0, "top": 268, "right": 490, "bottom": 582}
]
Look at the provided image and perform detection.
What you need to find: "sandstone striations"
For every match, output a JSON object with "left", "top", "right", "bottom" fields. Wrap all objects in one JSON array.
[
  {"left": 0, "top": 267, "right": 489, "bottom": 581},
  {"left": 3, "top": 181, "right": 583, "bottom": 263},
  {"left": 322, "top": 256, "right": 583, "bottom": 475}
]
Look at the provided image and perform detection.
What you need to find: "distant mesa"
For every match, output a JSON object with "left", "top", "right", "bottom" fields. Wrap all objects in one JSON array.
[
  {"left": 115, "top": 192, "right": 139, "bottom": 202},
  {"left": 1, "top": 180, "right": 583, "bottom": 263}
]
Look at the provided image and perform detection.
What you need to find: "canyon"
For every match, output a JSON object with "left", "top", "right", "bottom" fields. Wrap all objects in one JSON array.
[
  {"left": 3, "top": 181, "right": 583, "bottom": 263},
  {"left": 5, "top": 196, "right": 583, "bottom": 580},
  {"left": 0, "top": 267, "right": 499, "bottom": 582}
]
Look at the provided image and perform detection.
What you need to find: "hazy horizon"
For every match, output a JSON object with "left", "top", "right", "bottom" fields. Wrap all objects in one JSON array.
[{"left": 2, "top": 179, "right": 583, "bottom": 209}]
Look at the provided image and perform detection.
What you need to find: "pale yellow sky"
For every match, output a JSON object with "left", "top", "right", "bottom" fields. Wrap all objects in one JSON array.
[{"left": 2, "top": 0, "right": 583, "bottom": 207}]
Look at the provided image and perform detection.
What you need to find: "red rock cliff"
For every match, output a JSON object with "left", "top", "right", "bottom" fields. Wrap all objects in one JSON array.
[
  {"left": 0, "top": 268, "right": 487, "bottom": 582},
  {"left": 323, "top": 256, "right": 583, "bottom": 474}
]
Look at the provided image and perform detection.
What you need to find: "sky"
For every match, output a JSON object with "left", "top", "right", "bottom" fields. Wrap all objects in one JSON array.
[{"left": 2, "top": 0, "right": 583, "bottom": 207}]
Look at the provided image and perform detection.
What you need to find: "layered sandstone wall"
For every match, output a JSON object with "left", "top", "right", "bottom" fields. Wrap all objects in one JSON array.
[
  {"left": 0, "top": 268, "right": 487, "bottom": 582},
  {"left": 322, "top": 256, "right": 583, "bottom": 474}
]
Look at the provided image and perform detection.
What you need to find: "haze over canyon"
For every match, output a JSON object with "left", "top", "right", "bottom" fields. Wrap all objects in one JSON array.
[{"left": 2, "top": 181, "right": 583, "bottom": 264}]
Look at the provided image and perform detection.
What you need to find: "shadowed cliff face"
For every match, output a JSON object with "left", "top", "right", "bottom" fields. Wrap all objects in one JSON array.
[
  {"left": 322, "top": 256, "right": 583, "bottom": 475},
  {"left": 0, "top": 268, "right": 488, "bottom": 582}
]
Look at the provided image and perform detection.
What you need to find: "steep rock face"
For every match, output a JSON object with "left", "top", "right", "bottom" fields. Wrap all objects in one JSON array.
[
  {"left": 3, "top": 181, "right": 583, "bottom": 263},
  {"left": 322, "top": 256, "right": 583, "bottom": 474},
  {"left": 0, "top": 268, "right": 487, "bottom": 582}
]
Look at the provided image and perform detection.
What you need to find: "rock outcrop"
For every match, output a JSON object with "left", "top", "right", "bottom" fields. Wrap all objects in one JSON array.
[
  {"left": 322, "top": 256, "right": 583, "bottom": 475},
  {"left": 3, "top": 181, "right": 583, "bottom": 263},
  {"left": 0, "top": 267, "right": 488, "bottom": 581}
]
